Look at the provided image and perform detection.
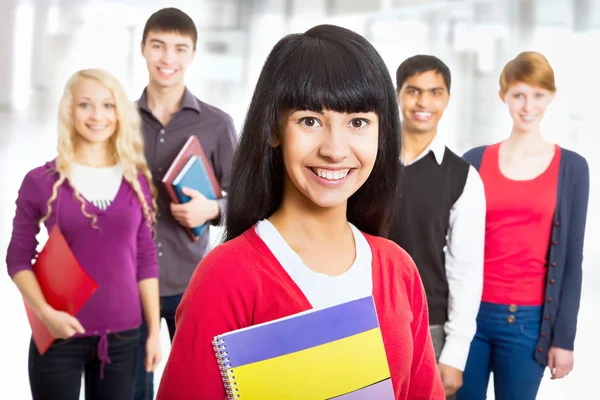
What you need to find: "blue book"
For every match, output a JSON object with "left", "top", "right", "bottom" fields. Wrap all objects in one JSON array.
[{"left": 171, "top": 155, "right": 217, "bottom": 236}]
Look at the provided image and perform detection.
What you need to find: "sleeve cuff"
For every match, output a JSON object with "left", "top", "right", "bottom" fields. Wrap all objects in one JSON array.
[
  {"left": 137, "top": 269, "right": 159, "bottom": 282},
  {"left": 550, "top": 331, "right": 575, "bottom": 351},
  {"left": 7, "top": 264, "right": 34, "bottom": 280},
  {"left": 438, "top": 335, "right": 473, "bottom": 371},
  {"left": 210, "top": 197, "right": 227, "bottom": 226}
]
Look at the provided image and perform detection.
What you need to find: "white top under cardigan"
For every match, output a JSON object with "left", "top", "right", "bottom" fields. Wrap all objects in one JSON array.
[{"left": 255, "top": 219, "right": 373, "bottom": 310}]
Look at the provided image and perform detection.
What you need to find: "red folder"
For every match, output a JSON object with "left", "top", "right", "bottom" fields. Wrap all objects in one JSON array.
[
  {"left": 24, "top": 225, "right": 98, "bottom": 355},
  {"left": 161, "top": 135, "right": 222, "bottom": 241}
]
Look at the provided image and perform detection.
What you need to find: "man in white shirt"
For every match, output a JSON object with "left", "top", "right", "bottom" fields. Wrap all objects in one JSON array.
[{"left": 387, "top": 55, "right": 486, "bottom": 398}]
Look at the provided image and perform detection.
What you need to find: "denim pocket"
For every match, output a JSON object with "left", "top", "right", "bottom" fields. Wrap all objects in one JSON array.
[
  {"left": 113, "top": 328, "right": 140, "bottom": 341},
  {"left": 51, "top": 337, "right": 75, "bottom": 348},
  {"left": 519, "top": 320, "right": 541, "bottom": 340}
]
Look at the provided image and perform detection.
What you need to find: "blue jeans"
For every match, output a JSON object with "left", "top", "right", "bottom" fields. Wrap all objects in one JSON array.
[
  {"left": 134, "top": 294, "right": 182, "bottom": 400},
  {"left": 457, "top": 302, "right": 545, "bottom": 400},
  {"left": 29, "top": 328, "right": 139, "bottom": 400}
]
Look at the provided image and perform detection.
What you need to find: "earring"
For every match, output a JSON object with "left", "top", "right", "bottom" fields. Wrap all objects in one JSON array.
[{"left": 269, "top": 136, "right": 280, "bottom": 147}]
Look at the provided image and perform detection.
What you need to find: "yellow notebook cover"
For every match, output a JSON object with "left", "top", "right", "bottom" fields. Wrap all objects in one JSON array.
[{"left": 212, "top": 296, "right": 394, "bottom": 399}]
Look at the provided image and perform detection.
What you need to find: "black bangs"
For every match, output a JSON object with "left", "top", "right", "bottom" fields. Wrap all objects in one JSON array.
[
  {"left": 272, "top": 30, "right": 387, "bottom": 115},
  {"left": 224, "top": 24, "right": 401, "bottom": 241}
]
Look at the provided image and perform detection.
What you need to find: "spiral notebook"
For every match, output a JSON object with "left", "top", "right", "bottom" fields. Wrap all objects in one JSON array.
[{"left": 212, "top": 296, "right": 394, "bottom": 400}]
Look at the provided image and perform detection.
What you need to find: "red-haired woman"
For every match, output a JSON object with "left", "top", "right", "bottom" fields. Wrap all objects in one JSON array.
[{"left": 457, "top": 52, "right": 589, "bottom": 400}]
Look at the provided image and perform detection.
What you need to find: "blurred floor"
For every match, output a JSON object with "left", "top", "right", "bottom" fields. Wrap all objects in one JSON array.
[{"left": 0, "top": 108, "right": 597, "bottom": 398}]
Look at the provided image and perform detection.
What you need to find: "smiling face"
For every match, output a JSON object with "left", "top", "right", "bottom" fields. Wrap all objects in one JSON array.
[
  {"left": 397, "top": 70, "right": 450, "bottom": 136},
  {"left": 71, "top": 78, "right": 118, "bottom": 145},
  {"left": 279, "top": 109, "right": 379, "bottom": 210},
  {"left": 501, "top": 82, "right": 554, "bottom": 133},
  {"left": 141, "top": 30, "right": 195, "bottom": 89}
]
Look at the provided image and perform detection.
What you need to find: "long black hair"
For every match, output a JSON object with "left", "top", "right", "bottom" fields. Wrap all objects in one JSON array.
[{"left": 225, "top": 24, "right": 401, "bottom": 241}]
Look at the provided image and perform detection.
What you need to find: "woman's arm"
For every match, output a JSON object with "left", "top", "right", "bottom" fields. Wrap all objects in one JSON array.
[
  {"left": 156, "top": 246, "right": 254, "bottom": 400},
  {"left": 548, "top": 157, "right": 590, "bottom": 379},
  {"left": 13, "top": 270, "right": 85, "bottom": 338},
  {"left": 552, "top": 157, "right": 589, "bottom": 349},
  {"left": 7, "top": 171, "right": 84, "bottom": 338},
  {"left": 136, "top": 176, "right": 161, "bottom": 371},
  {"left": 138, "top": 278, "right": 160, "bottom": 372},
  {"left": 7, "top": 171, "right": 43, "bottom": 279}
]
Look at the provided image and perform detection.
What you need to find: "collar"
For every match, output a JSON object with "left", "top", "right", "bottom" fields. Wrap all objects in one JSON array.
[
  {"left": 402, "top": 134, "right": 446, "bottom": 166},
  {"left": 137, "top": 87, "right": 201, "bottom": 114}
]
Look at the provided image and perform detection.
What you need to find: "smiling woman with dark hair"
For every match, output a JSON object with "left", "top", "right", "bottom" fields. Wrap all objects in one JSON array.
[{"left": 157, "top": 24, "right": 444, "bottom": 400}]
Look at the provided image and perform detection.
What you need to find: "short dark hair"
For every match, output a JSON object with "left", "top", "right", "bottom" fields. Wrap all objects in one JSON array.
[
  {"left": 224, "top": 24, "right": 401, "bottom": 241},
  {"left": 395, "top": 55, "right": 451, "bottom": 93},
  {"left": 142, "top": 8, "right": 198, "bottom": 50}
]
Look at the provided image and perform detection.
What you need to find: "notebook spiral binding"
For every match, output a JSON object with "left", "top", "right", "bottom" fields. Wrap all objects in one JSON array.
[{"left": 213, "top": 337, "right": 240, "bottom": 399}]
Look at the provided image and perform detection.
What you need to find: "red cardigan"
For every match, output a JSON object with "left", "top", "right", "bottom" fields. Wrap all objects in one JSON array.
[{"left": 156, "top": 227, "right": 444, "bottom": 400}]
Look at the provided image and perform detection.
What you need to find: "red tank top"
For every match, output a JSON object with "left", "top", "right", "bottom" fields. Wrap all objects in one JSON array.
[{"left": 479, "top": 142, "right": 560, "bottom": 306}]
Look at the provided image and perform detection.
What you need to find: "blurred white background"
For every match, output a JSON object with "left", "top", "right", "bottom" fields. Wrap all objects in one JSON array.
[{"left": 0, "top": 0, "right": 598, "bottom": 398}]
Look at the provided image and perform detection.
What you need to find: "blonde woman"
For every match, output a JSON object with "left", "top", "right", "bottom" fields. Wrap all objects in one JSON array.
[{"left": 6, "top": 69, "right": 161, "bottom": 400}]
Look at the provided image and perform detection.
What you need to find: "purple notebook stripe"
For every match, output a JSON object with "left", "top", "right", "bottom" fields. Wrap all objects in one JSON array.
[
  {"left": 219, "top": 296, "right": 379, "bottom": 368},
  {"left": 328, "top": 378, "right": 394, "bottom": 399}
]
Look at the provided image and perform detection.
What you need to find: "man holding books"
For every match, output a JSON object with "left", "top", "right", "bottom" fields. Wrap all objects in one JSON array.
[
  {"left": 387, "top": 55, "right": 486, "bottom": 398},
  {"left": 134, "top": 7, "right": 237, "bottom": 399}
]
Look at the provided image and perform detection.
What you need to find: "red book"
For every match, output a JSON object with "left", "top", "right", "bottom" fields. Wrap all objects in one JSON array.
[
  {"left": 24, "top": 225, "right": 98, "bottom": 355},
  {"left": 161, "top": 135, "right": 222, "bottom": 241}
]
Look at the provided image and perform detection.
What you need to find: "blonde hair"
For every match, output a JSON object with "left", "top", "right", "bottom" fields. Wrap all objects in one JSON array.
[
  {"left": 499, "top": 51, "right": 556, "bottom": 94},
  {"left": 41, "top": 68, "right": 157, "bottom": 227}
]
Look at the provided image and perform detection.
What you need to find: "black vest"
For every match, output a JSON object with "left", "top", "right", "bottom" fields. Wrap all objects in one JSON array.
[{"left": 388, "top": 148, "right": 470, "bottom": 325}]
